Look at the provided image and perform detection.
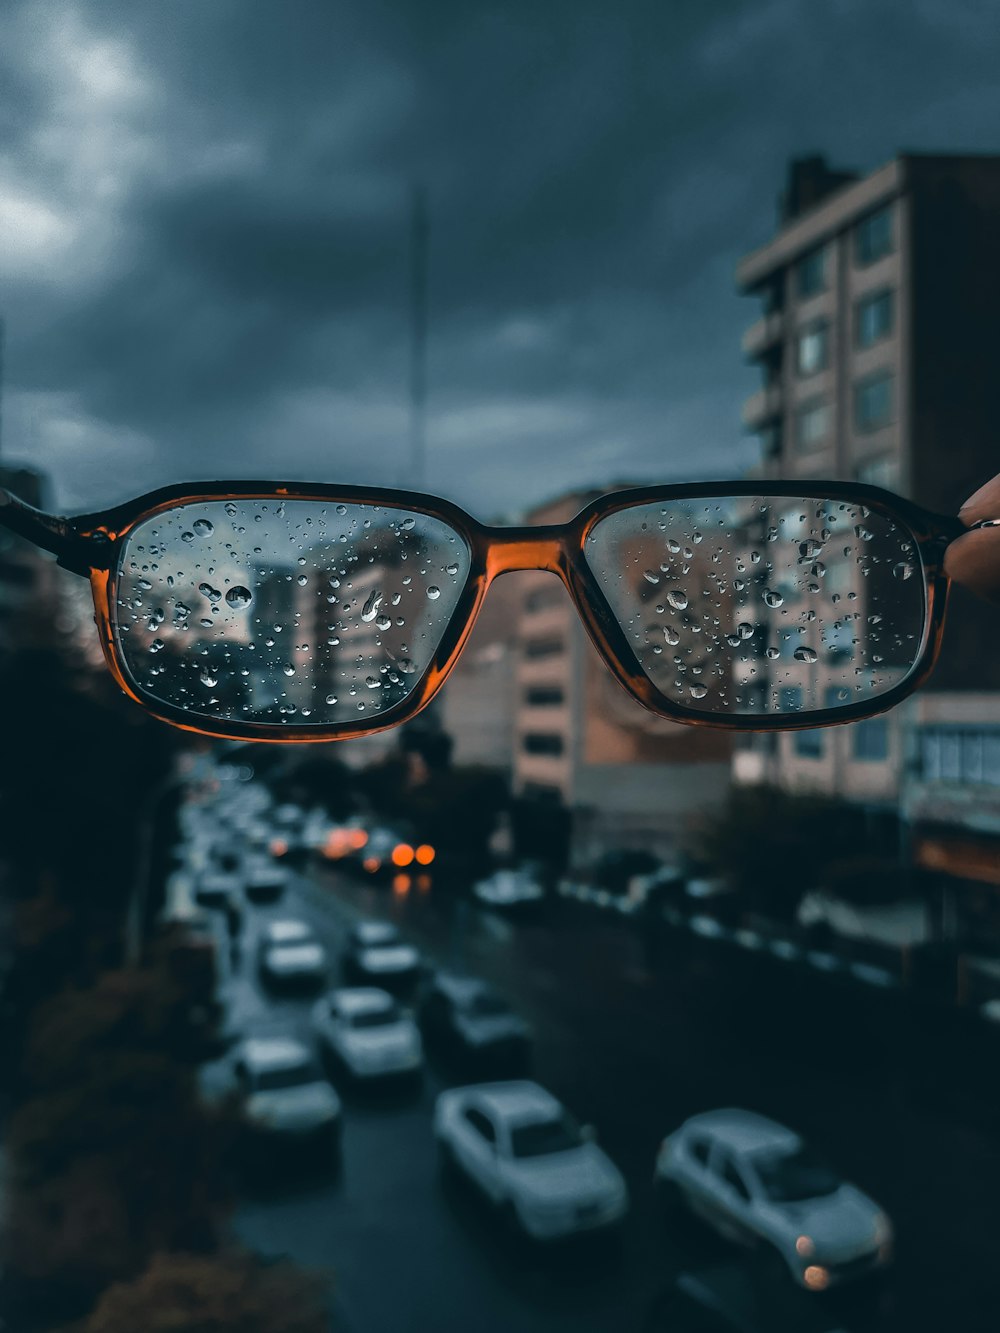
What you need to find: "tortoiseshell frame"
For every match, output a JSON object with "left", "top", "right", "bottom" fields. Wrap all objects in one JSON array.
[{"left": 0, "top": 479, "right": 965, "bottom": 743}]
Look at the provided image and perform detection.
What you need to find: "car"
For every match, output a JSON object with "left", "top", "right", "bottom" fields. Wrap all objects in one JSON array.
[
  {"left": 342, "top": 921, "right": 422, "bottom": 990},
  {"left": 258, "top": 918, "right": 328, "bottom": 990},
  {"left": 655, "top": 1109, "right": 893, "bottom": 1291},
  {"left": 244, "top": 861, "right": 289, "bottom": 903},
  {"left": 195, "top": 869, "right": 241, "bottom": 908},
  {"left": 312, "top": 987, "right": 423, "bottom": 1081},
  {"left": 433, "top": 1080, "right": 628, "bottom": 1241},
  {"left": 419, "top": 973, "right": 531, "bottom": 1069},
  {"left": 232, "top": 1035, "right": 341, "bottom": 1146},
  {"left": 472, "top": 867, "right": 545, "bottom": 912}
]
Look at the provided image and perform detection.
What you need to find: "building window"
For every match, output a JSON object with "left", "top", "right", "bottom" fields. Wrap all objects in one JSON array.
[
  {"left": 921, "top": 728, "right": 1000, "bottom": 786},
  {"left": 855, "top": 288, "right": 894, "bottom": 348},
  {"left": 524, "top": 586, "right": 564, "bottom": 613},
  {"left": 855, "top": 454, "right": 899, "bottom": 490},
  {"left": 854, "top": 205, "right": 894, "bottom": 267},
  {"left": 794, "top": 728, "right": 824, "bottom": 758},
  {"left": 524, "top": 685, "right": 564, "bottom": 707},
  {"left": 852, "top": 718, "right": 889, "bottom": 761},
  {"left": 522, "top": 637, "right": 563, "bottom": 659},
  {"left": 795, "top": 398, "right": 831, "bottom": 451},
  {"left": 796, "top": 320, "right": 829, "bottom": 376},
  {"left": 522, "top": 732, "right": 564, "bottom": 756},
  {"left": 796, "top": 246, "right": 827, "bottom": 298},
  {"left": 854, "top": 371, "right": 894, "bottom": 433}
]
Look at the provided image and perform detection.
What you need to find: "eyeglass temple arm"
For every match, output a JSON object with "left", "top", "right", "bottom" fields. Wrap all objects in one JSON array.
[{"left": 0, "top": 487, "right": 107, "bottom": 576}]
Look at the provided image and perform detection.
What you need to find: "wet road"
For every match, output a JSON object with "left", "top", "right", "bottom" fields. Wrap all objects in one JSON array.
[{"left": 226, "top": 862, "right": 1000, "bottom": 1333}]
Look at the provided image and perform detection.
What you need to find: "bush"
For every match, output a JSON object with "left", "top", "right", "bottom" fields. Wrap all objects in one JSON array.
[{"left": 82, "top": 1250, "right": 329, "bottom": 1333}]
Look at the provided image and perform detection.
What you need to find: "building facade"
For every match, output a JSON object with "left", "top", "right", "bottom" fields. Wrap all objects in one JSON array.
[
  {"left": 511, "top": 490, "right": 732, "bottom": 865},
  {"left": 736, "top": 153, "right": 1000, "bottom": 949}
]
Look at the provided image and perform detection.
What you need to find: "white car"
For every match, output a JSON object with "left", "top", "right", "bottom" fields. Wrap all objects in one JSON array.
[
  {"left": 244, "top": 862, "right": 289, "bottom": 903},
  {"left": 195, "top": 869, "right": 241, "bottom": 907},
  {"left": 258, "top": 918, "right": 328, "bottom": 990},
  {"left": 233, "top": 1035, "right": 341, "bottom": 1143},
  {"left": 472, "top": 869, "right": 545, "bottom": 911},
  {"left": 434, "top": 1081, "right": 628, "bottom": 1241},
  {"left": 343, "top": 921, "right": 421, "bottom": 990},
  {"left": 312, "top": 987, "right": 423, "bottom": 1080},
  {"left": 655, "top": 1109, "right": 893, "bottom": 1291}
]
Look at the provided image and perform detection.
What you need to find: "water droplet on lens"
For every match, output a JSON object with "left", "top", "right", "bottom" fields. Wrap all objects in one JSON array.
[
  {"left": 667, "top": 590, "right": 688, "bottom": 611},
  {"left": 199, "top": 582, "right": 222, "bottom": 603},
  {"left": 361, "top": 590, "right": 383, "bottom": 622},
  {"left": 283, "top": 664, "right": 295, "bottom": 677},
  {"left": 199, "top": 667, "right": 218, "bottom": 687},
  {"left": 326, "top": 694, "right": 338, "bottom": 705},
  {"left": 793, "top": 646, "right": 818, "bottom": 663},
  {"left": 399, "top": 659, "right": 417, "bottom": 674},
  {"left": 225, "top": 502, "right": 238, "bottom": 517},
  {"left": 137, "top": 577, "right": 152, "bottom": 591},
  {"left": 336, "top": 504, "right": 348, "bottom": 516},
  {"left": 689, "top": 685, "right": 708, "bottom": 699},
  {"left": 181, "top": 531, "right": 194, "bottom": 543},
  {"left": 401, "top": 516, "right": 416, "bottom": 530},
  {"left": 376, "top": 615, "right": 392, "bottom": 631},
  {"left": 296, "top": 574, "right": 308, "bottom": 586},
  {"left": 193, "top": 519, "right": 213, "bottom": 537},
  {"left": 854, "top": 525, "right": 874, "bottom": 542},
  {"left": 763, "top": 589, "right": 783, "bottom": 608},
  {"left": 366, "top": 676, "right": 380, "bottom": 689},
  {"left": 149, "top": 639, "right": 164, "bottom": 654},
  {"left": 893, "top": 562, "right": 914, "bottom": 580},
  {"left": 737, "top": 622, "right": 753, "bottom": 640},
  {"left": 644, "top": 570, "right": 661, "bottom": 585},
  {"left": 765, "top": 646, "right": 780, "bottom": 659},
  {"left": 799, "top": 539, "right": 823, "bottom": 559},
  {"left": 445, "top": 562, "right": 459, "bottom": 576},
  {"left": 225, "top": 586, "right": 253, "bottom": 609},
  {"left": 427, "top": 586, "right": 441, "bottom": 600},
  {"left": 664, "top": 626, "right": 680, "bottom": 646}
]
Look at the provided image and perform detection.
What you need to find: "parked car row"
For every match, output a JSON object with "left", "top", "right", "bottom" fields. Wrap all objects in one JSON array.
[{"left": 183, "top": 770, "right": 892, "bottom": 1320}]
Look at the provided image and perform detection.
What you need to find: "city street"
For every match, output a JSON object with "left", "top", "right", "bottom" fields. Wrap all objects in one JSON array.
[{"left": 221, "top": 857, "right": 1000, "bottom": 1333}]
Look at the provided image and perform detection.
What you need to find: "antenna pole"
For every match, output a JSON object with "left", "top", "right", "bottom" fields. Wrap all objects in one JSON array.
[{"left": 409, "top": 184, "right": 428, "bottom": 489}]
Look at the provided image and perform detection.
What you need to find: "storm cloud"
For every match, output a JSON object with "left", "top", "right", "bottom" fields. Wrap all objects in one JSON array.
[{"left": 2, "top": 0, "right": 1000, "bottom": 515}]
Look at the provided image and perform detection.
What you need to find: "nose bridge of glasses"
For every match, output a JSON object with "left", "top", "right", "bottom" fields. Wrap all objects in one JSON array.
[{"left": 481, "top": 524, "right": 569, "bottom": 580}]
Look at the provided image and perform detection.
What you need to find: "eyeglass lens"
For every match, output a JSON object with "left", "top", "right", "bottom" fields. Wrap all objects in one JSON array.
[
  {"left": 115, "top": 500, "right": 471, "bottom": 727},
  {"left": 584, "top": 495, "right": 927, "bottom": 717}
]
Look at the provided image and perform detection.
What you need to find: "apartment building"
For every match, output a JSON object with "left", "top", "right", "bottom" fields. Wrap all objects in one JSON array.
[
  {"left": 512, "top": 490, "right": 731, "bottom": 864},
  {"left": 736, "top": 153, "right": 1000, "bottom": 935}
]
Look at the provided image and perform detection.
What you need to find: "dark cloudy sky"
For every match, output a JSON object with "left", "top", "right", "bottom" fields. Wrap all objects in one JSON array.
[{"left": 2, "top": 1, "right": 999, "bottom": 517}]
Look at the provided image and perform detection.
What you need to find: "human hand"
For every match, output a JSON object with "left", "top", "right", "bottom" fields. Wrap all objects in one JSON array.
[{"left": 944, "top": 474, "right": 1000, "bottom": 606}]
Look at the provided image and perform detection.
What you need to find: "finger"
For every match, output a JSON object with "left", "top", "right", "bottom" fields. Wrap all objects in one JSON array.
[
  {"left": 944, "top": 527, "right": 1000, "bottom": 605},
  {"left": 958, "top": 473, "right": 1000, "bottom": 527}
]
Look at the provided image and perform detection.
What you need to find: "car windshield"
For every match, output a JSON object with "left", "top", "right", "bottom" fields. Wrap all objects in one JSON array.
[
  {"left": 251, "top": 1060, "right": 322, "bottom": 1091},
  {"left": 509, "top": 1114, "right": 582, "bottom": 1158},
  {"left": 351, "top": 1005, "right": 400, "bottom": 1028},
  {"left": 753, "top": 1147, "right": 842, "bottom": 1203}
]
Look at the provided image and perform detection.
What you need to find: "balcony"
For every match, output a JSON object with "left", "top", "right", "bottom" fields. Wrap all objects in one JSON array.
[
  {"left": 742, "top": 384, "right": 783, "bottom": 430},
  {"left": 742, "top": 311, "right": 784, "bottom": 360}
]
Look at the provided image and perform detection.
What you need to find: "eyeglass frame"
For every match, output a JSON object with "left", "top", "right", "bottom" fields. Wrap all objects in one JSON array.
[{"left": 0, "top": 477, "right": 965, "bottom": 743}]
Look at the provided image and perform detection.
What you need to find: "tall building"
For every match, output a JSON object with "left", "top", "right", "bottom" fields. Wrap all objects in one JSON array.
[
  {"left": 735, "top": 152, "right": 1000, "bottom": 945},
  {"left": 512, "top": 490, "right": 731, "bottom": 865}
]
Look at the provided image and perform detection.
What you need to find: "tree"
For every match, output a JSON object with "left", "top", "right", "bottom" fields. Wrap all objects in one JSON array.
[
  {"left": 82, "top": 1250, "right": 329, "bottom": 1333},
  {"left": 688, "top": 785, "right": 899, "bottom": 922}
]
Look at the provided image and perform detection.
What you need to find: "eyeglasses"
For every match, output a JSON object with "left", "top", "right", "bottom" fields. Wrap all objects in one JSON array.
[{"left": 0, "top": 478, "right": 964, "bottom": 743}]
